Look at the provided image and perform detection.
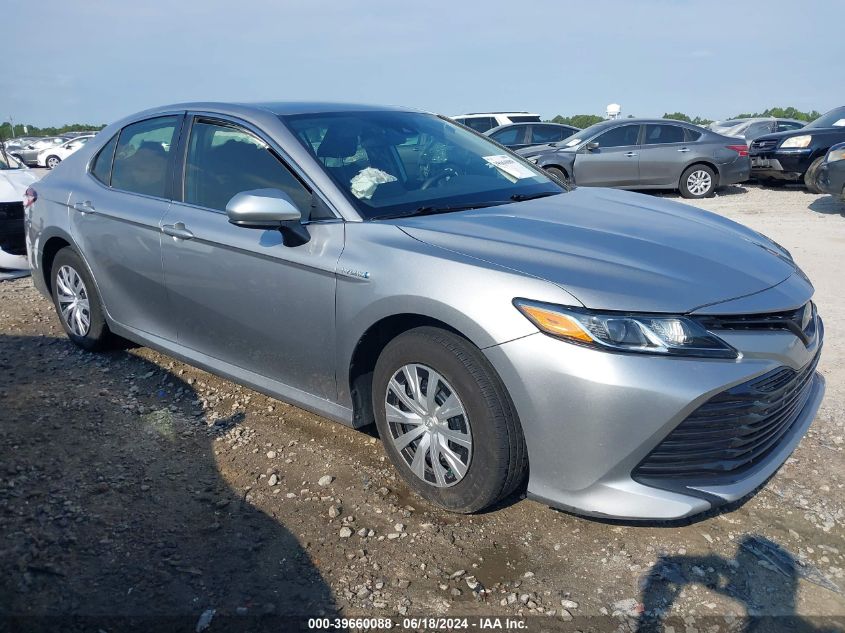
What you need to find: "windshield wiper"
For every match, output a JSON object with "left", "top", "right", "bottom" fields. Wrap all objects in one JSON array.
[
  {"left": 510, "top": 191, "right": 561, "bottom": 202},
  {"left": 374, "top": 201, "right": 507, "bottom": 221}
]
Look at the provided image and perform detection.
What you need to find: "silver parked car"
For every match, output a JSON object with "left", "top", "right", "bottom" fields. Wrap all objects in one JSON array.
[
  {"left": 15, "top": 136, "right": 69, "bottom": 166},
  {"left": 26, "top": 102, "right": 824, "bottom": 520},
  {"left": 518, "top": 119, "right": 751, "bottom": 198}
]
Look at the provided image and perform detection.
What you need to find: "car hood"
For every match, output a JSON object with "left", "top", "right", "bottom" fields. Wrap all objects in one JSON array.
[
  {"left": 0, "top": 169, "right": 37, "bottom": 201},
  {"left": 756, "top": 127, "right": 845, "bottom": 143},
  {"left": 394, "top": 187, "right": 801, "bottom": 313}
]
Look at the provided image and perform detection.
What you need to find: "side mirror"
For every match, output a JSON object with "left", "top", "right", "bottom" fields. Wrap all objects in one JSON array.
[
  {"left": 585, "top": 142, "right": 600, "bottom": 151},
  {"left": 226, "top": 188, "right": 310, "bottom": 247}
]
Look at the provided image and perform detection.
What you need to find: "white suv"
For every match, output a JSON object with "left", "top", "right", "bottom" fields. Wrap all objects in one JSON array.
[{"left": 451, "top": 112, "right": 541, "bottom": 133}]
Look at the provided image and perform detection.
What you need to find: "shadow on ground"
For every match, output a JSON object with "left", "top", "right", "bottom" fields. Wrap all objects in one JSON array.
[
  {"left": 636, "top": 535, "right": 842, "bottom": 633},
  {"left": 809, "top": 195, "right": 845, "bottom": 217},
  {"left": 0, "top": 334, "right": 339, "bottom": 632}
]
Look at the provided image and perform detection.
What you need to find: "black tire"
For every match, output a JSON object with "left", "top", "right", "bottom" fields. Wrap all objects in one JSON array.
[
  {"left": 45, "top": 155, "right": 61, "bottom": 169},
  {"left": 544, "top": 166, "right": 570, "bottom": 186},
  {"left": 50, "top": 247, "right": 112, "bottom": 351},
  {"left": 679, "top": 164, "right": 717, "bottom": 198},
  {"left": 803, "top": 156, "right": 825, "bottom": 194},
  {"left": 372, "top": 327, "right": 527, "bottom": 513}
]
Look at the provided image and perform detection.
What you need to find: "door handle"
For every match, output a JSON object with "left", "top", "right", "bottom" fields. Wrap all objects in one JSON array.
[
  {"left": 677, "top": 147, "right": 691, "bottom": 153},
  {"left": 72, "top": 201, "right": 96, "bottom": 215},
  {"left": 161, "top": 223, "right": 194, "bottom": 240},
  {"left": 625, "top": 152, "right": 638, "bottom": 157}
]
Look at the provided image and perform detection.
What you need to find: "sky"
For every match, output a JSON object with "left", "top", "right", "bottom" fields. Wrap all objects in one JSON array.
[{"left": 4, "top": 0, "right": 844, "bottom": 128}]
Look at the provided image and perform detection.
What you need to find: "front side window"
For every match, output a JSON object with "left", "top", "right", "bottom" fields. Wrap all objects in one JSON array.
[
  {"left": 91, "top": 133, "right": 118, "bottom": 185},
  {"left": 111, "top": 116, "right": 179, "bottom": 198},
  {"left": 531, "top": 125, "right": 568, "bottom": 144},
  {"left": 490, "top": 126, "right": 524, "bottom": 145},
  {"left": 777, "top": 121, "right": 805, "bottom": 132},
  {"left": 283, "top": 110, "right": 563, "bottom": 220},
  {"left": 184, "top": 119, "right": 312, "bottom": 215},
  {"left": 593, "top": 124, "right": 640, "bottom": 148},
  {"left": 643, "top": 124, "right": 686, "bottom": 145}
]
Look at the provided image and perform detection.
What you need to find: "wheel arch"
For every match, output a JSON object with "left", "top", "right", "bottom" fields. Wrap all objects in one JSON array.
[
  {"left": 41, "top": 234, "right": 74, "bottom": 294},
  {"left": 347, "top": 313, "right": 468, "bottom": 428},
  {"left": 680, "top": 160, "right": 721, "bottom": 188}
]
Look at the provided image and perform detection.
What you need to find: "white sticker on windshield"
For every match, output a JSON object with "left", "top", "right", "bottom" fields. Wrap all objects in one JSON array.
[
  {"left": 565, "top": 138, "right": 582, "bottom": 147},
  {"left": 833, "top": 119, "right": 845, "bottom": 127},
  {"left": 350, "top": 167, "right": 398, "bottom": 200},
  {"left": 483, "top": 155, "right": 536, "bottom": 180}
]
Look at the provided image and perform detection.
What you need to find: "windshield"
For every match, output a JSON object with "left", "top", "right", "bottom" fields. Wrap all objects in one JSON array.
[
  {"left": 806, "top": 106, "right": 845, "bottom": 129},
  {"left": 281, "top": 110, "right": 564, "bottom": 219}
]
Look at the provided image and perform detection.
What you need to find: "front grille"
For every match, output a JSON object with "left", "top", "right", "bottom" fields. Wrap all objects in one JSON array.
[
  {"left": 0, "top": 201, "right": 26, "bottom": 256},
  {"left": 634, "top": 350, "right": 821, "bottom": 483},
  {"left": 695, "top": 302, "right": 817, "bottom": 344},
  {"left": 750, "top": 139, "right": 778, "bottom": 153}
]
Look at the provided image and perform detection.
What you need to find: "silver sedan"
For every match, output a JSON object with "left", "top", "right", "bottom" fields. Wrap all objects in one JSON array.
[{"left": 25, "top": 102, "right": 824, "bottom": 520}]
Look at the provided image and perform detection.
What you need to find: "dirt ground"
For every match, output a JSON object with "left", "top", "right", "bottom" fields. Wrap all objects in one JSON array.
[{"left": 1, "top": 183, "right": 844, "bottom": 632}]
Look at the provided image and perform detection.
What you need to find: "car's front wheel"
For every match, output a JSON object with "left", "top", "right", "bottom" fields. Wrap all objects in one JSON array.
[
  {"left": 679, "top": 164, "right": 716, "bottom": 198},
  {"left": 373, "top": 327, "right": 527, "bottom": 513},
  {"left": 544, "top": 166, "right": 570, "bottom": 186},
  {"left": 50, "top": 247, "right": 112, "bottom": 351},
  {"left": 45, "top": 155, "right": 61, "bottom": 169}
]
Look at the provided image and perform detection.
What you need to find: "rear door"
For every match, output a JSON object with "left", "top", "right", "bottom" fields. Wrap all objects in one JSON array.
[
  {"left": 638, "top": 123, "right": 691, "bottom": 186},
  {"left": 489, "top": 126, "right": 527, "bottom": 148},
  {"left": 68, "top": 114, "right": 183, "bottom": 340},
  {"left": 159, "top": 115, "right": 344, "bottom": 400},
  {"left": 573, "top": 124, "right": 641, "bottom": 187}
]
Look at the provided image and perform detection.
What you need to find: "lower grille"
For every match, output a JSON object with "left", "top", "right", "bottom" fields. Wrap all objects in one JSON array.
[
  {"left": 0, "top": 201, "right": 26, "bottom": 256},
  {"left": 634, "top": 350, "right": 821, "bottom": 484}
]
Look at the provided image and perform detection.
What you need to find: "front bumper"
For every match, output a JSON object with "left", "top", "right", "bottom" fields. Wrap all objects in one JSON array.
[
  {"left": 749, "top": 150, "right": 812, "bottom": 180},
  {"left": 817, "top": 162, "right": 845, "bottom": 198},
  {"left": 484, "top": 318, "right": 824, "bottom": 521}
]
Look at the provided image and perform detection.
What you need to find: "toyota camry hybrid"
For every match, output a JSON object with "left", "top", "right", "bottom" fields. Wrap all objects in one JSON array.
[{"left": 24, "top": 102, "right": 824, "bottom": 520}]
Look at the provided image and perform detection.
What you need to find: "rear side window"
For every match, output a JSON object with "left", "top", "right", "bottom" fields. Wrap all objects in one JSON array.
[
  {"left": 184, "top": 119, "right": 312, "bottom": 215},
  {"left": 685, "top": 128, "right": 703, "bottom": 142},
  {"left": 91, "top": 134, "right": 118, "bottom": 185},
  {"left": 594, "top": 124, "right": 640, "bottom": 148},
  {"left": 111, "top": 116, "right": 179, "bottom": 198},
  {"left": 643, "top": 124, "right": 686, "bottom": 145},
  {"left": 462, "top": 117, "right": 497, "bottom": 133}
]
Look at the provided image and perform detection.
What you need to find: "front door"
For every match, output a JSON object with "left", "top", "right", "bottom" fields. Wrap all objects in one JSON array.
[
  {"left": 68, "top": 115, "right": 183, "bottom": 340},
  {"left": 573, "top": 123, "right": 641, "bottom": 187},
  {"left": 160, "top": 116, "right": 344, "bottom": 400}
]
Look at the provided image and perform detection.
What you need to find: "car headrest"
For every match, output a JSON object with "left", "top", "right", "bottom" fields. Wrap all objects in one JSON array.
[{"left": 316, "top": 126, "right": 359, "bottom": 159}]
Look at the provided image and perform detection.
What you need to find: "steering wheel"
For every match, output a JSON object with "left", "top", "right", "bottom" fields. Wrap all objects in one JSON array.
[{"left": 420, "top": 166, "right": 459, "bottom": 190}]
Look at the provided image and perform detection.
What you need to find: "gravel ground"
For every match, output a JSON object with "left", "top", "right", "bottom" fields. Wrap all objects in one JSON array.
[{"left": 1, "top": 183, "right": 844, "bottom": 632}]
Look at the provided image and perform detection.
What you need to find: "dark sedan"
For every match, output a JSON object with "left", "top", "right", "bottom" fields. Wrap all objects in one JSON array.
[
  {"left": 816, "top": 143, "right": 845, "bottom": 200},
  {"left": 485, "top": 122, "right": 579, "bottom": 150},
  {"left": 518, "top": 119, "right": 750, "bottom": 198},
  {"left": 749, "top": 106, "right": 845, "bottom": 192}
]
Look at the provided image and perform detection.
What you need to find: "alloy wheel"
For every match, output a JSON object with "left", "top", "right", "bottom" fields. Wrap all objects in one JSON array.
[
  {"left": 687, "top": 170, "right": 712, "bottom": 196},
  {"left": 384, "top": 363, "right": 472, "bottom": 488},
  {"left": 47, "top": 156, "right": 60, "bottom": 169},
  {"left": 56, "top": 265, "right": 91, "bottom": 336}
]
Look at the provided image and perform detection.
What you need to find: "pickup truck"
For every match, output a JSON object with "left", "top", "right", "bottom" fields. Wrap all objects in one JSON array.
[{"left": 749, "top": 106, "right": 845, "bottom": 192}]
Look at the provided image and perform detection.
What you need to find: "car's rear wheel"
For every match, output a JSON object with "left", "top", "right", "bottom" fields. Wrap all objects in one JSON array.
[
  {"left": 544, "top": 166, "right": 570, "bottom": 186},
  {"left": 803, "top": 156, "right": 825, "bottom": 194},
  {"left": 45, "top": 155, "right": 61, "bottom": 169},
  {"left": 50, "top": 248, "right": 112, "bottom": 351},
  {"left": 679, "top": 164, "right": 716, "bottom": 198},
  {"left": 373, "top": 326, "right": 527, "bottom": 513}
]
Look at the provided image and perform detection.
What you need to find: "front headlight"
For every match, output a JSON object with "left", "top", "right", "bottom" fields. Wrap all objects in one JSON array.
[
  {"left": 826, "top": 147, "right": 845, "bottom": 163},
  {"left": 514, "top": 300, "right": 738, "bottom": 359},
  {"left": 780, "top": 135, "right": 812, "bottom": 149}
]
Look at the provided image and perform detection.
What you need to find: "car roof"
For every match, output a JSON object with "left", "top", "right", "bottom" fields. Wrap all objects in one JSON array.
[{"left": 131, "top": 101, "right": 421, "bottom": 119}]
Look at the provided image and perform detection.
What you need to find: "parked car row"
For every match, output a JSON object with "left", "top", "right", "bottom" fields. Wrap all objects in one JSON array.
[
  {"left": 2, "top": 132, "right": 98, "bottom": 168},
  {"left": 447, "top": 106, "right": 845, "bottom": 199}
]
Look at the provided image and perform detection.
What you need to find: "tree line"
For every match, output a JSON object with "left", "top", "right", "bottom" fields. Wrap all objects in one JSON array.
[
  {"left": 1, "top": 121, "right": 106, "bottom": 140},
  {"left": 550, "top": 107, "right": 822, "bottom": 128}
]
